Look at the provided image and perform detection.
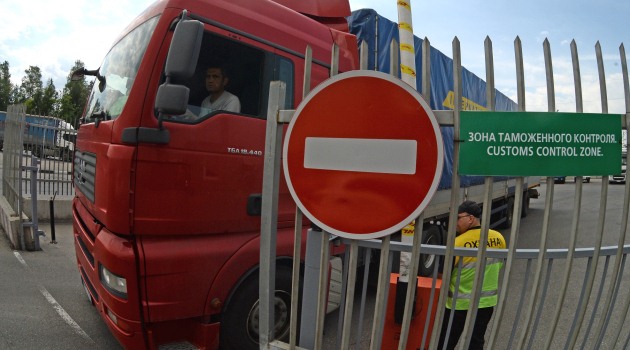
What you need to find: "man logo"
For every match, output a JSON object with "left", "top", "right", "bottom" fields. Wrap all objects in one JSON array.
[{"left": 77, "top": 159, "right": 87, "bottom": 184}]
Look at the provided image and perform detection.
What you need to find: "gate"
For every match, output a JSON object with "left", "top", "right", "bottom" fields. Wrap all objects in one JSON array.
[{"left": 258, "top": 31, "right": 629, "bottom": 350}]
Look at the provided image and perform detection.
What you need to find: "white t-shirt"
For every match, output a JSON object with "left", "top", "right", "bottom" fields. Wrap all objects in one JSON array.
[{"left": 200, "top": 91, "right": 240, "bottom": 115}]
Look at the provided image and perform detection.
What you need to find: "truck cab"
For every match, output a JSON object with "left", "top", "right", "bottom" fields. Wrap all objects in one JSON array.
[{"left": 72, "top": 0, "right": 357, "bottom": 348}]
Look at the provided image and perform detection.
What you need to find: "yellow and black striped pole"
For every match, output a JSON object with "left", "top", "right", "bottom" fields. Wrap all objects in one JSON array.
[
  {"left": 397, "top": 0, "right": 417, "bottom": 283},
  {"left": 397, "top": 0, "right": 417, "bottom": 89}
]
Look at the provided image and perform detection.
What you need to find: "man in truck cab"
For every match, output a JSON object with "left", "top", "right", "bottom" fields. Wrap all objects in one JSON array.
[
  {"left": 438, "top": 200, "right": 506, "bottom": 349},
  {"left": 175, "top": 64, "right": 241, "bottom": 121},
  {"left": 200, "top": 65, "right": 240, "bottom": 115}
]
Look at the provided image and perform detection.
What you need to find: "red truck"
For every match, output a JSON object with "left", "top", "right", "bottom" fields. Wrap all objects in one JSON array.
[
  {"left": 71, "top": 0, "right": 357, "bottom": 349},
  {"left": 72, "top": 0, "right": 539, "bottom": 348}
]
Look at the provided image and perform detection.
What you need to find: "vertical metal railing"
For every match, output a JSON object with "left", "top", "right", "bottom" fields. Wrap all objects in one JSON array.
[
  {"left": 563, "top": 42, "right": 611, "bottom": 350},
  {"left": 584, "top": 43, "right": 625, "bottom": 350},
  {"left": 592, "top": 52, "right": 630, "bottom": 345},
  {"left": 259, "top": 80, "right": 286, "bottom": 348},
  {"left": 398, "top": 212, "right": 424, "bottom": 349},
  {"left": 486, "top": 40, "right": 525, "bottom": 350},
  {"left": 287, "top": 44, "right": 312, "bottom": 349},
  {"left": 3, "top": 105, "right": 26, "bottom": 249},
  {"left": 367, "top": 38, "right": 399, "bottom": 350},
  {"left": 20, "top": 116, "right": 75, "bottom": 197},
  {"left": 428, "top": 36, "right": 464, "bottom": 350},
  {"left": 458, "top": 35, "right": 504, "bottom": 349},
  {"left": 539, "top": 39, "right": 584, "bottom": 349},
  {"left": 514, "top": 36, "right": 554, "bottom": 349},
  {"left": 608, "top": 43, "right": 630, "bottom": 348}
]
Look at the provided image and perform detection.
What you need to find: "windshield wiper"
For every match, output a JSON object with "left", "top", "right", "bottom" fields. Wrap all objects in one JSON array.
[{"left": 90, "top": 111, "right": 107, "bottom": 128}]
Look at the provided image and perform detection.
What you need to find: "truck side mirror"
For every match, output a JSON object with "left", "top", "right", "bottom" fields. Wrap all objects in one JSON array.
[
  {"left": 165, "top": 20, "right": 203, "bottom": 80},
  {"left": 155, "top": 84, "right": 189, "bottom": 115},
  {"left": 155, "top": 19, "right": 203, "bottom": 125}
]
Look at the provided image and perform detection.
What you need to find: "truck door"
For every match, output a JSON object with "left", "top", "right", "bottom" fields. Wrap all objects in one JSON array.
[
  {"left": 130, "top": 21, "right": 308, "bottom": 322},
  {"left": 134, "top": 27, "right": 298, "bottom": 236}
]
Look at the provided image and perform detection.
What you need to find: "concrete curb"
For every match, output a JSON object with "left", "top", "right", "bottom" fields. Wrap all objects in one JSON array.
[
  {"left": 23, "top": 196, "right": 73, "bottom": 221},
  {"left": 0, "top": 196, "right": 35, "bottom": 250},
  {"left": 0, "top": 196, "right": 72, "bottom": 250}
]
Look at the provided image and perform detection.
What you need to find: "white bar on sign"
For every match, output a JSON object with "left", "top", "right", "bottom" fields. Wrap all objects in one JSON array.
[{"left": 304, "top": 137, "right": 417, "bottom": 174}]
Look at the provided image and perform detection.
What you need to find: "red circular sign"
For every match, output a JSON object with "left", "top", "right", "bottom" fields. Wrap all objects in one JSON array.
[{"left": 283, "top": 71, "right": 443, "bottom": 239}]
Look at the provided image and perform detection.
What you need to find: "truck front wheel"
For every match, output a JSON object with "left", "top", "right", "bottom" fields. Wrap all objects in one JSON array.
[{"left": 220, "top": 266, "right": 295, "bottom": 350}]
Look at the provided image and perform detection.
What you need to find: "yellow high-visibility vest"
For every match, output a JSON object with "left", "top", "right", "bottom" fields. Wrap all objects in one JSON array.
[{"left": 446, "top": 227, "right": 506, "bottom": 310}]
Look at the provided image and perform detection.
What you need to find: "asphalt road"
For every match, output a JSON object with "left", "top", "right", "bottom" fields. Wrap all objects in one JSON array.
[
  {"left": 0, "top": 178, "right": 628, "bottom": 349},
  {"left": 515, "top": 177, "right": 630, "bottom": 249},
  {"left": 0, "top": 222, "right": 121, "bottom": 350}
]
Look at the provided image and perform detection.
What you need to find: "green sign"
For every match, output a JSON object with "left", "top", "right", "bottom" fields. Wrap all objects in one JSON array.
[{"left": 459, "top": 111, "right": 622, "bottom": 176}]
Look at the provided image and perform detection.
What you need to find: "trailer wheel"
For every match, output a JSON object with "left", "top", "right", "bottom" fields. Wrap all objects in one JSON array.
[
  {"left": 63, "top": 150, "right": 74, "bottom": 162},
  {"left": 220, "top": 266, "right": 295, "bottom": 350},
  {"left": 31, "top": 146, "right": 40, "bottom": 157},
  {"left": 419, "top": 225, "right": 442, "bottom": 277},
  {"left": 521, "top": 191, "right": 530, "bottom": 218},
  {"left": 499, "top": 197, "right": 514, "bottom": 229}
]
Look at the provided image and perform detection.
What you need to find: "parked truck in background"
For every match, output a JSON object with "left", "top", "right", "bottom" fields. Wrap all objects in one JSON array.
[
  {"left": 0, "top": 110, "right": 75, "bottom": 161},
  {"left": 71, "top": 0, "right": 538, "bottom": 349},
  {"left": 609, "top": 150, "right": 627, "bottom": 183}
]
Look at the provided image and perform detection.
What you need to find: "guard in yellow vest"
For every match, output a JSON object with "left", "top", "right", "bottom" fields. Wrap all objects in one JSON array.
[{"left": 438, "top": 200, "right": 506, "bottom": 350}]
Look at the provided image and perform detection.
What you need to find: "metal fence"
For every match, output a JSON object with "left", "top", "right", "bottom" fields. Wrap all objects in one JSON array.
[
  {"left": 2, "top": 104, "right": 76, "bottom": 226},
  {"left": 22, "top": 116, "right": 75, "bottom": 198},
  {"left": 2, "top": 105, "right": 27, "bottom": 247},
  {"left": 2, "top": 106, "right": 75, "bottom": 202},
  {"left": 322, "top": 238, "right": 630, "bottom": 350},
  {"left": 258, "top": 30, "right": 630, "bottom": 350}
]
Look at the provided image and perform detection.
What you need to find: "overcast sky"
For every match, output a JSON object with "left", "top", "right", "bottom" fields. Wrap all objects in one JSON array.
[{"left": 1, "top": 0, "right": 628, "bottom": 113}]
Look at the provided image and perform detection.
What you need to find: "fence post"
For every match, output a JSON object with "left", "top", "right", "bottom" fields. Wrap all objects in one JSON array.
[
  {"left": 22, "top": 155, "right": 45, "bottom": 250},
  {"left": 259, "top": 81, "right": 286, "bottom": 347},
  {"left": 49, "top": 191, "right": 57, "bottom": 244}
]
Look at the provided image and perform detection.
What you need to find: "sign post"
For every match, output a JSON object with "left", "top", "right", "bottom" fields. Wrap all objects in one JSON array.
[{"left": 283, "top": 70, "right": 443, "bottom": 240}]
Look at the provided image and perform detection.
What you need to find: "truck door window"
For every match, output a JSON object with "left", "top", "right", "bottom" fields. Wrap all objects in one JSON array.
[
  {"left": 165, "top": 31, "right": 293, "bottom": 123},
  {"left": 277, "top": 57, "right": 294, "bottom": 110},
  {"left": 259, "top": 55, "right": 294, "bottom": 116}
]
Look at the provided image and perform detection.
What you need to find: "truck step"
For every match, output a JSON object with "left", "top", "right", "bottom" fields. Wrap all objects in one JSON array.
[
  {"left": 327, "top": 256, "right": 343, "bottom": 313},
  {"left": 158, "top": 341, "right": 198, "bottom": 350}
]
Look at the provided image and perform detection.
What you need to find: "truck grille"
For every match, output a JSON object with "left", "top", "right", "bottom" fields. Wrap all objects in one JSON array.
[
  {"left": 80, "top": 268, "right": 99, "bottom": 302},
  {"left": 74, "top": 150, "right": 97, "bottom": 203},
  {"left": 77, "top": 236, "right": 94, "bottom": 267}
]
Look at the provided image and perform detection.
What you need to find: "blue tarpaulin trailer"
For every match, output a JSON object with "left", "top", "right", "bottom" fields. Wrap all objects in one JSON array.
[
  {"left": 0, "top": 110, "right": 75, "bottom": 160},
  {"left": 348, "top": 9, "right": 538, "bottom": 228}
]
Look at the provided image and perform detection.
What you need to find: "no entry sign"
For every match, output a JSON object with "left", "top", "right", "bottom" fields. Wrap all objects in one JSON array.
[{"left": 283, "top": 71, "right": 443, "bottom": 239}]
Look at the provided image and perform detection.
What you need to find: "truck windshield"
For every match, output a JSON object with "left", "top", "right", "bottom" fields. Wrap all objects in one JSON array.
[{"left": 84, "top": 16, "right": 159, "bottom": 122}]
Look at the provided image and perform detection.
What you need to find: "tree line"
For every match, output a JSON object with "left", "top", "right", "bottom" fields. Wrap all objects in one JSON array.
[{"left": 0, "top": 60, "right": 91, "bottom": 127}]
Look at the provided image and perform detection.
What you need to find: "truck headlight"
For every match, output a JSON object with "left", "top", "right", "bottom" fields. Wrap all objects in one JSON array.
[{"left": 99, "top": 264, "right": 127, "bottom": 298}]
